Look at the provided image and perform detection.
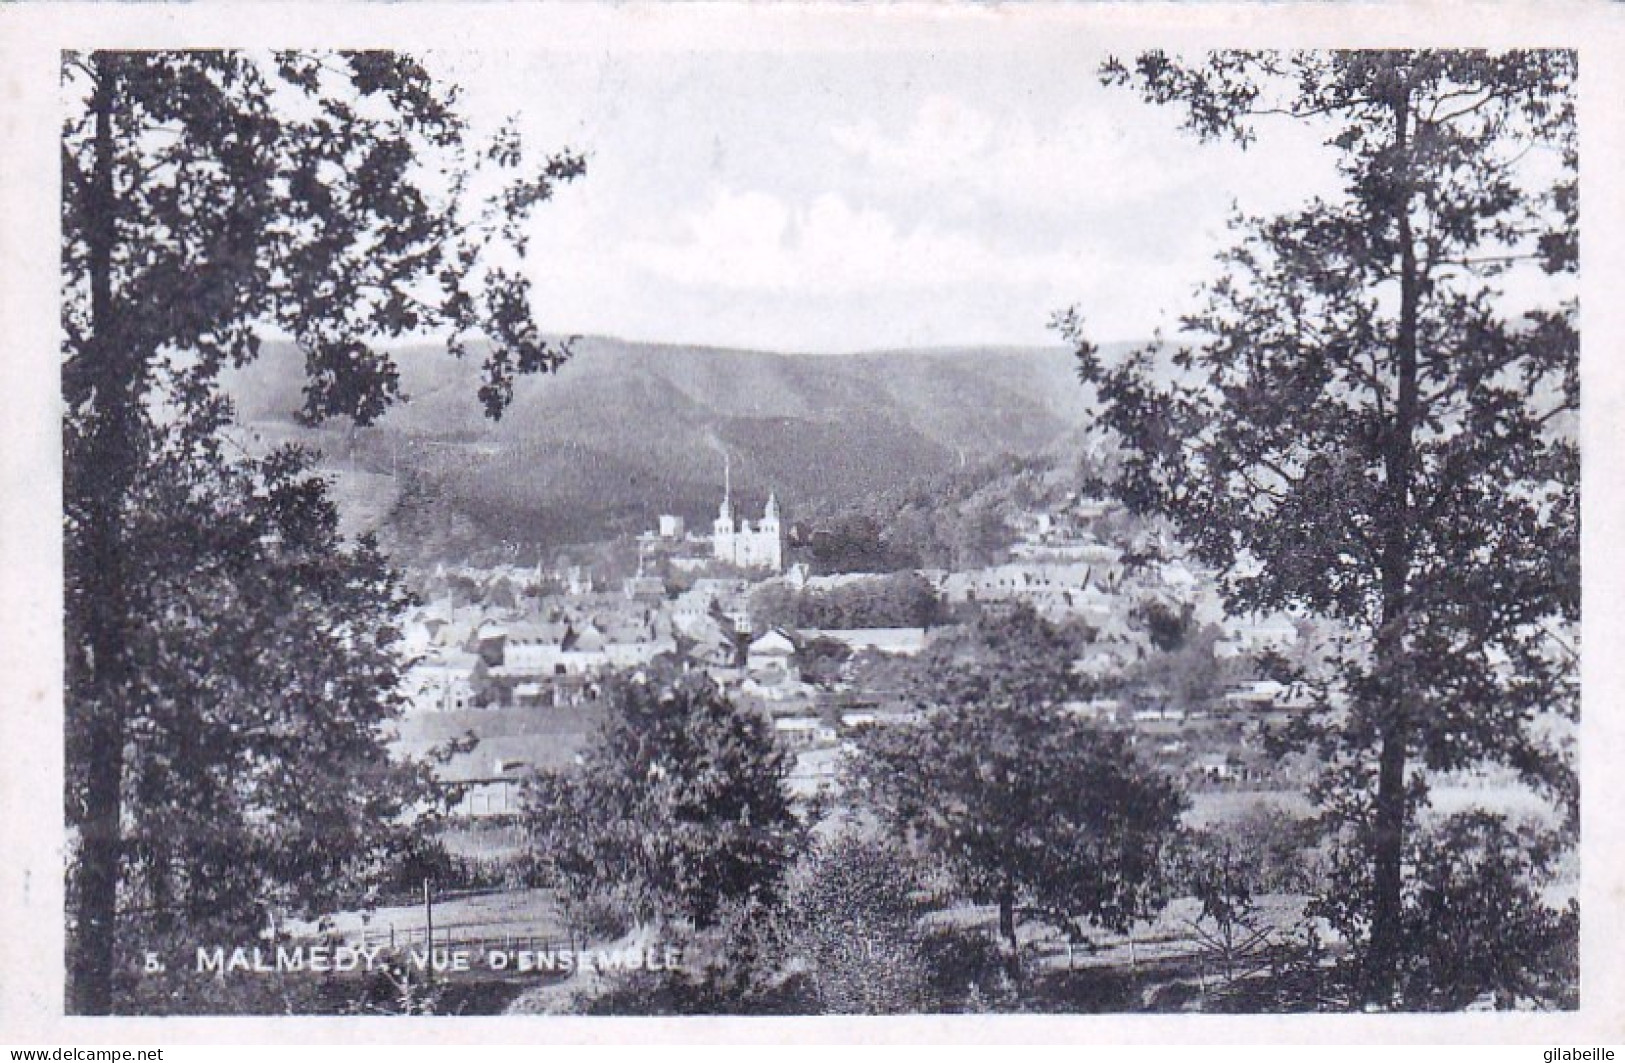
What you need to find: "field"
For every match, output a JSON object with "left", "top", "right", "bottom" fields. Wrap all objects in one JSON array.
[
  {"left": 389, "top": 702, "right": 608, "bottom": 781},
  {"left": 302, "top": 886, "right": 569, "bottom": 951}
]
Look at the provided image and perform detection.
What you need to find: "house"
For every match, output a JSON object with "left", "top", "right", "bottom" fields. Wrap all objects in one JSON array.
[
  {"left": 1071, "top": 640, "right": 1137, "bottom": 682},
  {"left": 1063, "top": 697, "right": 1122, "bottom": 722},
  {"left": 441, "top": 757, "right": 530, "bottom": 818},
  {"left": 773, "top": 715, "right": 837, "bottom": 749},
  {"left": 407, "top": 704, "right": 607, "bottom": 818},
  {"left": 786, "top": 746, "right": 841, "bottom": 801},
  {"left": 740, "top": 669, "right": 816, "bottom": 706},
  {"left": 501, "top": 621, "right": 572, "bottom": 670},
  {"left": 1222, "top": 679, "right": 1289, "bottom": 711},
  {"left": 1221, "top": 680, "right": 1319, "bottom": 725},
  {"left": 674, "top": 617, "right": 741, "bottom": 669},
  {"left": 402, "top": 651, "right": 481, "bottom": 714},
  {"left": 673, "top": 578, "right": 752, "bottom": 634},
  {"left": 602, "top": 632, "right": 676, "bottom": 670},
  {"left": 622, "top": 573, "right": 666, "bottom": 602},
  {"left": 1215, "top": 613, "right": 1301, "bottom": 659},
  {"left": 747, "top": 627, "right": 799, "bottom": 676},
  {"left": 1192, "top": 756, "right": 1240, "bottom": 784}
]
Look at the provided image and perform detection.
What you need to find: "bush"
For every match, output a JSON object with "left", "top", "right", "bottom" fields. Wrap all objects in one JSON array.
[
  {"left": 782, "top": 835, "right": 933, "bottom": 1013},
  {"left": 521, "top": 667, "right": 806, "bottom": 930},
  {"left": 1399, "top": 812, "right": 1578, "bottom": 1010},
  {"left": 1313, "top": 810, "right": 1578, "bottom": 1010},
  {"left": 575, "top": 898, "right": 814, "bottom": 1016},
  {"left": 917, "top": 924, "right": 1021, "bottom": 1012},
  {"left": 1183, "top": 802, "right": 1322, "bottom": 896}
]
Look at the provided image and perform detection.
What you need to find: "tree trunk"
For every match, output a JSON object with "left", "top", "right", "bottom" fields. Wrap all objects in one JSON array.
[
  {"left": 69, "top": 55, "right": 134, "bottom": 1016},
  {"left": 1367, "top": 694, "right": 1409, "bottom": 1004},
  {"left": 1365, "top": 79, "right": 1421, "bottom": 1009},
  {"left": 998, "top": 884, "right": 1019, "bottom": 977}
]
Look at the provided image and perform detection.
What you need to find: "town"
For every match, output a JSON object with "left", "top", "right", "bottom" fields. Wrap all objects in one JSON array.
[{"left": 390, "top": 460, "right": 1326, "bottom": 855}]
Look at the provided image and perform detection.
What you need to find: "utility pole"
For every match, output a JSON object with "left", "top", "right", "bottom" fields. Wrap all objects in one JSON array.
[{"left": 422, "top": 877, "right": 435, "bottom": 982}]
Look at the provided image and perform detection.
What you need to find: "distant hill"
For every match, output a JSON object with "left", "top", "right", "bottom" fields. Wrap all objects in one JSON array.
[{"left": 223, "top": 335, "right": 1131, "bottom": 558}]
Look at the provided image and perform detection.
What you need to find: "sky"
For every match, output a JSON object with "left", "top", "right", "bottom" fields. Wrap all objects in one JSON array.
[{"left": 442, "top": 36, "right": 1347, "bottom": 353}]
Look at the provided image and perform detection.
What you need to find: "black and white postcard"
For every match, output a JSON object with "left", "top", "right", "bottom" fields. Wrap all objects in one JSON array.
[{"left": 2, "top": 0, "right": 1623, "bottom": 1044}]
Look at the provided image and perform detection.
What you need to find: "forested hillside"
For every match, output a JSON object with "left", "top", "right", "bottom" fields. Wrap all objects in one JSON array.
[{"left": 223, "top": 335, "right": 1134, "bottom": 559}]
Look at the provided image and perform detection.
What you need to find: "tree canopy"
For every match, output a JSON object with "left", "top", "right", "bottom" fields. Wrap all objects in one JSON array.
[
  {"left": 62, "top": 50, "right": 584, "bottom": 1013},
  {"left": 523, "top": 667, "right": 806, "bottom": 931},
  {"left": 852, "top": 604, "right": 1185, "bottom": 964},
  {"left": 1069, "top": 49, "right": 1578, "bottom": 1004},
  {"left": 749, "top": 571, "right": 944, "bottom": 634}
]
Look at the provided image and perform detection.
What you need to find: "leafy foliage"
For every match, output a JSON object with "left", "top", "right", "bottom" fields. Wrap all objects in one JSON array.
[
  {"left": 568, "top": 895, "right": 815, "bottom": 1016},
  {"left": 522, "top": 667, "right": 807, "bottom": 931},
  {"left": 564, "top": 834, "right": 1014, "bottom": 1015},
  {"left": 780, "top": 835, "right": 934, "bottom": 1014},
  {"left": 851, "top": 605, "right": 1185, "bottom": 964},
  {"left": 1168, "top": 804, "right": 1323, "bottom": 899},
  {"left": 62, "top": 49, "right": 583, "bottom": 1012},
  {"left": 1076, "top": 49, "right": 1577, "bottom": 1005},
  {"left": 749, "top": 571, "right": 945, "bottom": 634},
  {"left": 98, "top": 445, "right": 426, "bottom": 924},
  {"left": 1314, "top": 809, "right": 1578, "bottom": 1011},
  {"left": 794, "top": 451, "right": 1080, "bottom": 573}
]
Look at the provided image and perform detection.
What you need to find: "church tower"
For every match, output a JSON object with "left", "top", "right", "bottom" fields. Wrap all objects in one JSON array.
[
  {"left": 712, "top": 454, "right": 736, "bottom": 561},
  {"left": 757, "top": 493, "right": 783, "bottom": 571}
]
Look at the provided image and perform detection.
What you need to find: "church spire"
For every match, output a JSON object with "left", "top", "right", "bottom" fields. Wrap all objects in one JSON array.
[{"left": 717, "top": 452, "right": 734, "bottom": 524}]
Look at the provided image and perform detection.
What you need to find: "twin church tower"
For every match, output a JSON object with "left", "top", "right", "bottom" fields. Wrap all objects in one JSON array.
[{"left": 711, "top": 455, "right": 784, "bottom": 572}]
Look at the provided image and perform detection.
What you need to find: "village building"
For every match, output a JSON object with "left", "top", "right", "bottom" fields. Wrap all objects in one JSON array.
[
  {"left": 1215, "top": 613, "right": 1302, "bottom": 659},
  {"left": 773, "top": 715, "right": 838, "bottom": 750},
  {"left": 402, "top": 651, "right": 481, "bottom": 714},
  {"left": 674, "top": 621, "right": 741, "bottom": 670},
  {"left": 746, "top": 627, "right": 799, "bottom": 678},
  {"left": 450, "top": 769, "right": 527, "bottom": 818},
  {"left": 786, "top": 745, "right": 842, "bottom": 801},
  {"left": 672, "top": 578, "right": 752, "bottom": 635},
  {"left": 622, "top": 572, "right": 666, "bottom": 602}
]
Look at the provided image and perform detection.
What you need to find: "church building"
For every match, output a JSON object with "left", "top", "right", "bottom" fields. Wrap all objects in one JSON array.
[{"left": 711, "top": 458, "right": 784, "bottom": 572}]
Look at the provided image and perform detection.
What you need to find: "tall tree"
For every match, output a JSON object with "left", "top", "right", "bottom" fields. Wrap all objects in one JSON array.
[
  {"left": 523, "top": 666, "right": 807, "bottom": 931},
  {"left": 62, "top": 50, "right": 584, "bottom": 1013},
  {"left": 1069, "top": 50, "right": 1577, "bottom": 1004},
  {"left": 852, "top": 604, "right": 1184, "bottom": 967},
  {"left": 81, "top": 439, "right": 435, "bottom": 1016}
]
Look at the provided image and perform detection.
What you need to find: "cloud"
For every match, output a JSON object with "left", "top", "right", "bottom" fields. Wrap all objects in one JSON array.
[
  {"left": 512, "top": 68, "right": 1346, "bottom": 350},
  {"left": 831, "top": 92, "right": 1345, "bottom": 237},
  {"left": 623, "top": 186, "right": 1106, "bottom": 297},
  {"left": 830, "top": 93, "right": 1195, "bottom": 219}
]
